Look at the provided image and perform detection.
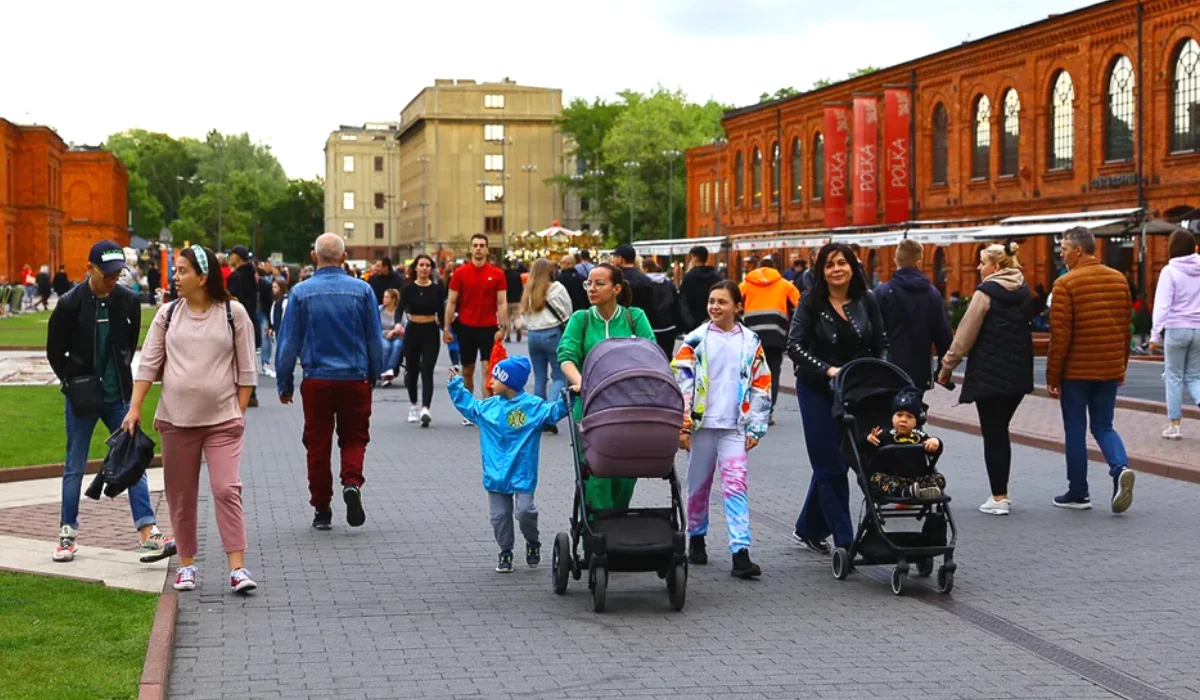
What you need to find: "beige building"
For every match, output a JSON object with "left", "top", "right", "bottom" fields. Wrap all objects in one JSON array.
[{"left": 323, "top": 122, "right": 403, "bottom": 261}]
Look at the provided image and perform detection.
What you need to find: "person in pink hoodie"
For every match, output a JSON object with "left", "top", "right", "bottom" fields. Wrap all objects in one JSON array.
[{"left": 1150, "top": 228, "right": 1200, "bottom": 439}]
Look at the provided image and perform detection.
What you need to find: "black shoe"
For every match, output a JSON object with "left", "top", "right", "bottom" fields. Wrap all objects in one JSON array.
[
  {"left": 792, "top": 531, "right": 830, "bottom": 554},
  {"left": 312, "top": 510, "right": 333, "bottom": 531},
  {"left": 768, "top": 412, "right": 776, "bottom": 426},
  {"left": 526, "top": 541, "right": 541, "bottom": 567},
  {"left": 542, "top": 424, "right": 559, "bottom": 435},
  {"left": 343, "top": 485, "right": 366, "bottom": 527},
  {"left": 688, "top": 535, "right": 708, "bottom": 565},
  {"left": 731, "top": 548, "right": 761, "bottom": 578},
  {"left": 496, "top": 551, "right": 514, "bottom": 573}
]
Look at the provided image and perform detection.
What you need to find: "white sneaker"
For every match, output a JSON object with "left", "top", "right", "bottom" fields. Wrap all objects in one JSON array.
[
  {"left": 264, "top": 366, "right": 276, "bottom": 378},
  {"left": 407, "top": 405, "right": 420, "bottom": 423},
  {"left": 461, "top": 418, "right": 475, "bottom": 427},
  {"left": 1161, "top": 423, "right": 1182, "bottom": 440},
  {"left": 979, "top": 496, "right": 1011, "bottom": 515},
  {"left": 420, "top": 407, "right": 432, "bottom": 428},
  {"left": 174, "top": 565, "right": 198, "bottom": 591},
  {"left": 230, "top": 567, "right": 257, "bottom": 594},
  {"left": 52, "top": 525, "right": 78, "bottom": 562}
]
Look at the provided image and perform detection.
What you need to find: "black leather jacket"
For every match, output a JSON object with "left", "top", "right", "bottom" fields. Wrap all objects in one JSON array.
[
  {"left": 46, "top": 282, "right": 141, "bottom": 402},
  {"left": 787, "top": 291, "right": 888, "bottom": 387}
]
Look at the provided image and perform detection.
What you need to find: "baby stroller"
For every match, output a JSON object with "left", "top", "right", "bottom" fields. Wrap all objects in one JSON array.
[
  {"left": 829, "top": 358, "right": 958, "bottom": 595},
  {"left": 552, "top": 337, "right": 689, "bottom": 612}
]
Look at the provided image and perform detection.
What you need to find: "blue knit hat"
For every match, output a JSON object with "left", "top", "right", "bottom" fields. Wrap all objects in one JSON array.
[{"left": 491, "top": 356, "right": 532, "bottom": 392}]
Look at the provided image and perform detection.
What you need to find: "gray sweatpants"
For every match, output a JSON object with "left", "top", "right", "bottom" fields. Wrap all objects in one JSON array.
[{"left": 488, "top": 491, "right": 539, "bottom": 552}]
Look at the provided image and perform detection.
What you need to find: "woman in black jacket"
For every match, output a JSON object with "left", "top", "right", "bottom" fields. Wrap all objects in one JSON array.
[{"left": 787, "top": 243, "right": 887, "bottom": 553}]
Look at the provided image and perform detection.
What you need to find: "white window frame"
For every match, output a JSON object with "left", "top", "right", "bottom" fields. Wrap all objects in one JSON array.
[
  {"left": 485, "top": 94, "right": 506, "bottom": 109},
  {"left": 484, "top": 154, "right": 504, "bottom": 171},
  {"left": 343, "top": 222, "right": 355, "bottom": 238},
  {"left": 343, "top": 155, "right": 354, "bottom": 172},
  {"left": 484, "top": 185, "right": 505, "bottom": 202},
  {"left": 343, "top": 192, "right": 355, "bottom": 210},
  {"left": 484, "top": 124, "right": 505, "bottom": 142},
  {"left": 340, "top": 134, "right": 357, "bottom": 141}
]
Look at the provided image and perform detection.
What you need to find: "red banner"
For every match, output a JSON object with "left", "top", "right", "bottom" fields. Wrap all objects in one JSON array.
[
  {"left": 823, "top": 105, "right": 850, "bottom": 228},
  {"left": 883, "top": 87, "right": 912, "bottom": 224},
  {"left": 852, "top": 95, "right": 879, "bottom": 226}
]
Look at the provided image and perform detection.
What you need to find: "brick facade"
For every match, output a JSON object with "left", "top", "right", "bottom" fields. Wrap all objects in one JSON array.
[
  {"left": 62, "top": 150, "right": 130, "bottom": 281},
  {"left": 686, "top": 0, "right": 1200, "bottom": 299}
]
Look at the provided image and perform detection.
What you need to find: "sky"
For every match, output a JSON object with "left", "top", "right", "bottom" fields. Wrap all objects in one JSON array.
[{"left": 1, "top": 0, "right": 1096, "bottom": 180}]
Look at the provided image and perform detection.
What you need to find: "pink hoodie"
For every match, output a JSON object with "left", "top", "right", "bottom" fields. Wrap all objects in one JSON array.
[{"left": 1151, "top": 253, "right": 1200, "bottom": 344}]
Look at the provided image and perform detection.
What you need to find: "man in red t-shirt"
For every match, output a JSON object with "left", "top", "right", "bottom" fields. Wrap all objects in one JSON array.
[{"left": 444, "top": 233, "right": 508, "bottom": 414}]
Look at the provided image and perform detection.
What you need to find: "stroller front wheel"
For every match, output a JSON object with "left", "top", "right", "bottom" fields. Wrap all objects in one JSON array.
[
  {"left": 891, "top": 567, "right": 907, "bottom": 596},
  {"left": 937, "top": 565, "right": 955, "bottom": 594},
  {"left": 667, "top": 562, "right": 687, "bottom": 611},
  {"left": 831, "top": 547, "right": 852, "bottom": 580}
]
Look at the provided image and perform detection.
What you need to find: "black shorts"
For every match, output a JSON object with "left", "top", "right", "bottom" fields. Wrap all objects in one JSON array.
[{"left": 453, "top": 321, "right": 498, "bottom": 365}]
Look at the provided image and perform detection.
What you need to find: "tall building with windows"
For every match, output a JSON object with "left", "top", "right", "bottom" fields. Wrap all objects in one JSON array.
[{"left": 323, "top": 122, "right": 402, "bottom": 261}]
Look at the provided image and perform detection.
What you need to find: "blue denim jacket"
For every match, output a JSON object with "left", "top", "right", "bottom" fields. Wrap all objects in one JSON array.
[{"left": 275, "top": 266, "right": 383, "bottom": 396}]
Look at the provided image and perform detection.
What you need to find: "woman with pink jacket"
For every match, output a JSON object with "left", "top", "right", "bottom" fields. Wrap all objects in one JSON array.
[{"left": 1150, "top": 229, "right": 1200, "bottom": 440}]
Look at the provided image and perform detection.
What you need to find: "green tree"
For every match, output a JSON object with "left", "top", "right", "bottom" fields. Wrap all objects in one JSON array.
[
  {"left": 104, "top": 129, "right": 200, "bottom": 235},
  {"left": 261, "top": 179, "right": 325, "bottom": 262},
  {"left": 759, "top": 86, "right": 800, "bottom": 103},
  {"left": 126, "top": 171, "right": 165, "bottom": 241}
]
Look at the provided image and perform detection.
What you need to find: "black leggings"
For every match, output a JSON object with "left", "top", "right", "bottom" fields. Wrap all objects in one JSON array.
[
  {"left": 764, "top": 346, "right": 784, "bottom": 410},
  {"left": 974, "top": 394, "right": 1025, "bottom": 497},
  {"left": 404, "top": 322, "right": 441, "bottom": 407}
]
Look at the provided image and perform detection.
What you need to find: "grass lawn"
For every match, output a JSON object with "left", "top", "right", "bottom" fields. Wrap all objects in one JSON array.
[
  {"left": 0, "top": 571, "right": 157, "bottom": 700},
  {"left": 0, "top": 385, "right": 163, "bottom": 468},
  {"left": 0, "top": 310, "right": 155, "bottom": 348}
]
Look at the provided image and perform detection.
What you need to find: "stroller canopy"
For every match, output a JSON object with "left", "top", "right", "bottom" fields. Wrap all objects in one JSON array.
[
  {"left": 832, "top": 358, "right": 917, "bottom": 423},
  {"left": 581, "top": 338, "right": 682, "bottom": 416}
]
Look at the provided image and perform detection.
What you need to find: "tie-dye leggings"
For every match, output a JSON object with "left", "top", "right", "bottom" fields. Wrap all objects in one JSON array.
[{"left": 686, "top": 428, "right": 752, "bottom": 554}]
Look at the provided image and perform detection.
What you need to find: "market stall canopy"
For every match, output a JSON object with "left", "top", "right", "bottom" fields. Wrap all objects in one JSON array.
[
  {"left": 534, "top": 224, "right": 582, "bottom": 238},
  {"left": 971, "top": 208, "right": 1146, "bottom": 238},
  {"left": 635, "top": 236, "right": 729, "bottom": 257}
]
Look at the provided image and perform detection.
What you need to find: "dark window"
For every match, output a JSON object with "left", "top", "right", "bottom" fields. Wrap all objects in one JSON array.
[
  {"left": 813, "top": 133, "right": 824, "bottom": 200},
  {"left": 770, "top": 142, "right": 780, "bottom": 206},
  {"left": 374, "top": 192, "right": 385, "bottom": 209},
  {"left": 1171, "top": 38, "right": 1200, "bottom": 153},
  {"left": 752, "top": 147, "right": 762, "bottom": 208},
  {"left": 932, "top": 103, "right": 949, "bottom": 185},
  {"left": 1049, "top": 71, "right": 1075, "bottom": 170},
  {"left": 1001, "top": 89, "right": 1020, "bottom": 176},
  {"left": 735, "top": 151, "right": 745, "bottom": 207},
  {"left": 374, "top": 156, "right": 384, "bottom": 172},
  {"left": 374, "top": 223, "right": 384, "bottom": 239},
  {"left": 790, "top": 138, "right": 802, "bottom": 202},
  {"left": 484, "top": 215, "right": 504, "bottom": 234},
  {"left": 1106, "top": 55, "right": 1135, "bottom": 162},
  {"left": 973, "top": 95, "right": 991, "bottom": 180}
]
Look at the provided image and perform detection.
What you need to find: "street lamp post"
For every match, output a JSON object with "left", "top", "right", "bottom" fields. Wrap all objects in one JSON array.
[
  {"left": 588, "top": 168, "right": 605, "bottom": 235},
  {"left": 623, "top": 161, "right": 639, "bottom": 244},
  {"left": 662, "top": 149, "right": 681, "bottom": 239},
  {"left": 521, "top": 164, "right": 538, "bottom": 235}
]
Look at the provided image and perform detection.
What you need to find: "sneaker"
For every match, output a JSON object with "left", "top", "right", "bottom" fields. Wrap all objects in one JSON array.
[
  {"left": 52, "top": 525, "right": 77, "bottom": 562},
  {"left": 1053, "top": 492, "right": 1092, "bottom": 510},
  {"left": 407, "top": 405, "right": 420, "bottom": 423},
  {"left": 420, "top": 407, "right": 432, "bottom": 428},
  {"left": 913, "top": 485, "right": 943, "bottom": 500},
  {"left": 343, "top": 485, "right": 366, "bottom": 527},
  {"left": 769, "top": 412, "right": 776, "bottom": 427},
  {"left": 230, "top": 567, "right": 258, "bottom": 594},
  {"left": 1161, "top": 423, "right": 1182, "bottom": 440},
  {"left": 173, "top": 565, "right": 197, "bottom": 591},
  {"left": 525, "top": 541, "right": 541, "bottom": 567},
  {"left": 496, "top": 551, "right": 514, "bottom": 573},
  {"left": 138, "top": 528, "right": 177, "bottom": 563},
  {"left": 542, "top": 423, "right": 559, "bottom": 435},
  {"left": 979, "top": 496, "right": 1011, "bottom": 515},
  {"left": 461, "top": 418, "right": 475, "bottom": 427},
  {"left": 792, "top": 531, "right": 830, "bottom": 554},
  {"left": 1111, "top": 468, "right": 1135, "bottom": 514},
  {"left": 264, "top": 366, "right": 276, "bottom": 378},
  {"left": 312, "top": 510, "right": 333, "bottom": 531},
  {"left": 688, "top": 535, "right": 708, "bottom": 565},
  {"left": 731, "top": 548, "right": 762, "bottom": 579}
]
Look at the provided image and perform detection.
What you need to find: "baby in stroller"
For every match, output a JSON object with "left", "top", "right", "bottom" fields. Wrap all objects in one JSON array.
[{"left": 865, "top": 390, "right": 946, "bottom": 501}]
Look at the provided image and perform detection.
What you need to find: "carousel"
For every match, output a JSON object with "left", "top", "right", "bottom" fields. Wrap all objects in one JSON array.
[{"left": 506, "top": 221, "right": 603, "bottom": 264}]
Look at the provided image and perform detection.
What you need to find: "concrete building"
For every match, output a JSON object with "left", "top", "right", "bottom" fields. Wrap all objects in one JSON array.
[{"left": 323, "top": 122, "right": 402, "bottom": 261}]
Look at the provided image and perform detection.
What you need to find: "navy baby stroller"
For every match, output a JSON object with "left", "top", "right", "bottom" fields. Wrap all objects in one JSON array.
[
  {"left": 552, "top": 337, "right": 689, "bottom": 612},
  {"left": 829, "top": 358, "right": 958, "bottom": 595}
]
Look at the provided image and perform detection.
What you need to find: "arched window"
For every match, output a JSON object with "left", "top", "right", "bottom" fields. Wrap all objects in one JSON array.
[
  {"left": 790, "top": 138, "right": 803, "bottom": 203},
  {"left": 1049, "top": 71, "right": 1075, "bottom": 170},
  {"left": 1001, "top": 89, "right": 1020, "bottom": 176},
  {"left": 1171, "top": 38, "right": 1200, "bottom": 153},
  {"left": 973, "top": 95, "right": 991, "bottom": 180},
  {"left": 1106, "top": 55, "right": 1135, "bottom": 162},
  {"left": 770, "top": 142, "right": 781, "bottom": 206},
  {"left": 813, "top": 133, "right": 825, "bottom": 201},
  {"left": 932, "top": 104, "right": 949, "bottom": 185},
  {"left": 735, "top": 151, "right": 744, "bottom": 207},
  {"left": 752, "top": 147, "right": 763, "bottom": 208}
]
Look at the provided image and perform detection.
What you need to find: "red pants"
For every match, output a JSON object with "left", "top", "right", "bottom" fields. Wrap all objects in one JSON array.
[{"left": 300, "top": 379, "right": 372, "bottom": 511}]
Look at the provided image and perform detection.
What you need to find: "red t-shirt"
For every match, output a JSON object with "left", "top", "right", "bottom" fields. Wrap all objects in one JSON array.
[{"left": 450, "top": 262, "right": 506, "bottom": 327}]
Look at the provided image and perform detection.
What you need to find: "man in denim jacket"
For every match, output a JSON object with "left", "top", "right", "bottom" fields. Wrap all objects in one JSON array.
[{"left": 276, "top": 233, "right": 383, "bottom": 531}]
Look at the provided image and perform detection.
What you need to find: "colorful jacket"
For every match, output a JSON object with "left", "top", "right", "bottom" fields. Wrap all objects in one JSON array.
[{"left": 671, "top": 322, "right": 772, "bottom": 439}]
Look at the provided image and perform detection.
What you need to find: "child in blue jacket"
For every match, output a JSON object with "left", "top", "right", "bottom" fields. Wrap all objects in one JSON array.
[{"left": 449, "top": 356, "right": 570, "bottom": 573}]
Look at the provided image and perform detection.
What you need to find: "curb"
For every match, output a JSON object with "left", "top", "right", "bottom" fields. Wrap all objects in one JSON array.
[
  {"left": 138, "top": 578, "right": 178, "bottom": 700},
  {"left": 0, "top": 456, "right": 162, "bottom": 484}
]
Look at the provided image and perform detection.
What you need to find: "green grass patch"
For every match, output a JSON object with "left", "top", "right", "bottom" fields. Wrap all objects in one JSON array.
[
  {"left": 0, "top": 385, "right": 163, "bottom": 468},
  {"left": 0, "top": 310, "right": 155, "bottom": 348},
  {"left": 0, "top": 571, "right": 157, "bottom": 700}
]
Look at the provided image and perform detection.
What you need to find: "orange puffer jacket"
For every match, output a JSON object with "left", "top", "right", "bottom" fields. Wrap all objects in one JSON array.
[{"left": 1046, "top": 258, "right": 1132, "bottom": 386}]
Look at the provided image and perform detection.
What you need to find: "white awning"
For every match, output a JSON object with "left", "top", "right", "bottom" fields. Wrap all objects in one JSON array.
[
  {"left": 635, "top": 235, "right": 728, "bottom": 257},
  {"left": 732, "top": 234, "right": 831, "bottom": 251},
  {"left": 997, "top": 207, "right": 1141, "bottom": 223},
  {"left": 971, "top": 218, "right": 1130, "bottom": 239}
]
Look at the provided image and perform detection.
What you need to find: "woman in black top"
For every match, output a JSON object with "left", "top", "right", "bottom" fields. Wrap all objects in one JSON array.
[
  {"left": 787, "top": 243, "right": 887, "bottom": 552},
  {"left": 400, "top": 255, "right": 446, "bottom": 427}
]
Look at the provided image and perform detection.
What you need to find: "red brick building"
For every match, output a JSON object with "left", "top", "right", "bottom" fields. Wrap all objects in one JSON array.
[
  {"left": 62, "top": 149, "right": 129, "bottom": 281},
  {"left": 685, "top": 0, "right": 1200, "bottom": 300}
]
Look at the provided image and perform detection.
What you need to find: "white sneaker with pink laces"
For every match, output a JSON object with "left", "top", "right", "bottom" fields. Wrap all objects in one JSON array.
[
  {"left": 174, "top": 565, "right": 197, "bottom": 591},
  {"left": 230, "top": 568, "right": 257, "bottom": 594}
]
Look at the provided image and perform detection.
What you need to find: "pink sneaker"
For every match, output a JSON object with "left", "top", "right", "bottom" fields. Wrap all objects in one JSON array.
[{"left": 174, "top": 565, "right": 197, "bottom": 591}]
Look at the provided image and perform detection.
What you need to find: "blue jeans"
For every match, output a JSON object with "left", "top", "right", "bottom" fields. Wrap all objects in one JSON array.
[
  {"left": 1164, "top": 328, "right": 1200, "bottom": 420},
  {"left": 62, "top": 397, "right": 156, "bottom": 531},
  {"left": 382, "top": 336, "right": 404, "bottom": 375},
  {"left": 794, "top": 382, "right": 854, "bottom": 548},
  {"left": 258, "top": 312, "right": 273, "bottom": 367},
  {"left": 527, "top": 327, "right": 565, "bottom": 406},
  {"left": 1060, "top": 380, "right": 1128, "bottom": 498}
]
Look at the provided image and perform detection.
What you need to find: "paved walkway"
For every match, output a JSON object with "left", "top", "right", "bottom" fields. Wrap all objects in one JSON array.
[{"left": 165, "top": 344, "right": 1200, "bottom": 700}]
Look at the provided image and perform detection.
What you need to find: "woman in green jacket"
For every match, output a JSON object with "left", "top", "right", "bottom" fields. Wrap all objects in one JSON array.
[{"left": 559, "top": 262, "right": 656, "bottom": 511}]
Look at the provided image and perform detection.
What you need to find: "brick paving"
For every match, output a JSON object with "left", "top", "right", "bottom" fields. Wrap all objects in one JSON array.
[
  {"left": 0, "top": 490, "right": 172, "bottom": 550},
  {"left": 167, "top": 348, "right": 1200, "bottom": 700}
]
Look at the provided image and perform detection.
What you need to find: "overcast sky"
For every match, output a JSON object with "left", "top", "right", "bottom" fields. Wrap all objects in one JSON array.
[{"left": 1, "top": 0, "right": 1094, "bottom": 179}]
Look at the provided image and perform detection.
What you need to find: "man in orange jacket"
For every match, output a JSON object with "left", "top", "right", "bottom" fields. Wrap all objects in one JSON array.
[{"left": 739, "top": 257, "right": 800, "bottom": 425}]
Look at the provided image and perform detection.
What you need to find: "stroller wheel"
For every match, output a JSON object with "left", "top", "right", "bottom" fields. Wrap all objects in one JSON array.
[
  {"left": 667, "top": 562, "right": 687, "bottom": 611},
  {"left": 552, "top": 532, "right": 571, "bottom": 595},
  {"left": 891, "top": 567, "right": 907, "bottom": 596},
  {"left": 591, "top": 564, "right": 608, "bottom": 613},
  {"left": 831, "top": 547, "right": 852, "bottom": 581},
  {"left": 937, "top": 565, "right": 955, "bottom": 594},
  {"left": 916, "top": 558, "right": 934, "bottom": 578}
]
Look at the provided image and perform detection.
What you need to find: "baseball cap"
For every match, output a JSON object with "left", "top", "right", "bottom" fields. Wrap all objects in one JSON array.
[
  {"left": 89, "top": 240, "right": 127, "bottom": 276},
  {"left": 613, "top": 243, "right": 637, "bottom": 262},
  {"left": 230, "top": 245, "right": 251, "bottom": 261}
]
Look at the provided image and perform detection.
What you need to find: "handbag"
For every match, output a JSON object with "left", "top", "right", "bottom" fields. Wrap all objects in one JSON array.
[{"left": 62, "top": 375, "right": 105, "bottom": 418}]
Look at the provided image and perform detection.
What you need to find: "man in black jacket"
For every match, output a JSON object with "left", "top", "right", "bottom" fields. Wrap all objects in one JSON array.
[
  {"left": 557, "top": 254, "right": 588, "bottom": 312},
  {"left": 46, "top": 240, "right": 174, "bottom": 564},
  {"left": 613, "top": 243, "right": 654, "bottom": 315},
  {"left": 368, "top": 257, "right": 405, "bottom": 306},
  {"left": 226, "top": 245, "right": 260, "bottom": 406},
  {"left": 52, "top": 265, "right": 72, "bottom": 297},
  {"left": 679, "top": 245, "right": 723, "bottom": 330},
  {"left": 873, "top": 239, "right": 952, "bottom": 393}
]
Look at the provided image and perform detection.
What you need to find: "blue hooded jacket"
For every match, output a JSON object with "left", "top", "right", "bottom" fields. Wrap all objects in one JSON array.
[
  {"left": 874, "top": 267, "right": 952, "bottom": 390},
  {"left": 448, "top": 376, "right": 570, "bottom": 493}
]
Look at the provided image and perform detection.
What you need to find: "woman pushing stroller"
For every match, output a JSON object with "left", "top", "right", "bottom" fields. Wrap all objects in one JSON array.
[{"left": 671, "top": 281, "right": 771, "bottom": 578}]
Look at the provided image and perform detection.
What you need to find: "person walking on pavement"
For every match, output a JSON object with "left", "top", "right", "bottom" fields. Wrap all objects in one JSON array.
[
  {"left": 46, "top": 240, "right": 175, "bottom": 564},
  {"left": 504, "top": 259, "right": 526, "bottom": 342},
  {"left": 575, "top": 249, "right": 595, "bottom": 278},
  {"left": 35, "top": 265, "right": 52, "bottom": 310},
  {"left": 1150, "top": 228, "right": 1200, "bottom": 439},
  {"left": 52, "top": 265, "right": 72, "bottom": 298},
  {"left": 1046, "top": 227, "right": 1136, "bottom": 513},
  {"left": 787, "top": 243, "right": 887, "bottom": 553},
  {"left": 680, "top": 245, "right": 724, "bottom": 334},
  {"left": 275, "top": 233, "right": 383, "bottom": 531},
  {"left": 937, "top": 242, "right": 1034, "bottom": 516},
  {"left": 256, "top": 264, "right": 275, "bottom": 375},
  {"left": 612, "top": 244, "right": 655, "bottom": 317},
  {"left": 875, "top": 239, "right": 953, "bottom": 397},
  {"left": 521, "top": 258, "right": 573, "bottom": 435},
  {"left": 643, "top": 258, "right": 692, "bottom": 360},
  {"left": 225, "top": 246, "right": 260, "bottom": 407},
  {"left": 443, "top": 234, "right": 509, "bottom": 418},
  {"left": 368, "top": 257, "right": 405, "bottom": 306},
  {"left": 739, "top": 256, "right": 800, "bottom": 425},
  {"left": 557, "top": 254, "right": 589, "bottom": 312},
  {"left": 400, "top": 254, "right": 445, "bottom": 427},
  {"left": 124, "top": 244, "right": 258, "bottom": 593},
  {"left": 263, "top": 278, "right": 288, "bottom": 378}
]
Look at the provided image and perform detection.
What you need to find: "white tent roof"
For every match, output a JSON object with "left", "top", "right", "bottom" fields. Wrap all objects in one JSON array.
[{"left": 534, "top": 225, "right": 582, "bottom": 238}]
